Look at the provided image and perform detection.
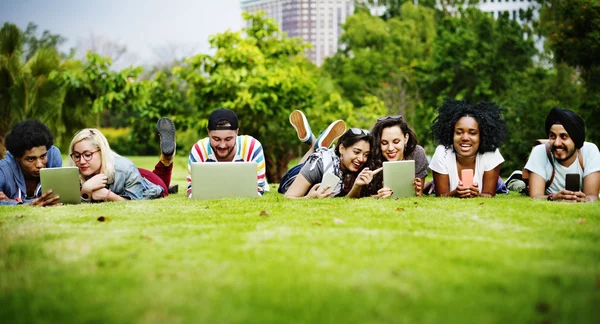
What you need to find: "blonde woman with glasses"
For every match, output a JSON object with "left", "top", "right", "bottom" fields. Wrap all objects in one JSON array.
[{"left": 67, "top": 118, "right": 176, "bottom": 202}]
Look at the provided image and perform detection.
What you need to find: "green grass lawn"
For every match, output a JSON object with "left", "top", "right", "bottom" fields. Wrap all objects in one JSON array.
[{"left": 1, "top": 156, "right": 599, "bottom": 324}]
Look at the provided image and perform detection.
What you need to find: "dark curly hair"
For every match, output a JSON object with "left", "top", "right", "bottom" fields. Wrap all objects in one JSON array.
[
  {"left": 431, "top": 99, "right": 506, "bottom": 153},
  {"left": 334, "top": 128, "right": 372, "bottom": 197},
  {"left": 5, "top": 120, "right": 54, "bottom": 158},
  {"left": 365, "top": 116, "right": 419, "bottom": 196}
]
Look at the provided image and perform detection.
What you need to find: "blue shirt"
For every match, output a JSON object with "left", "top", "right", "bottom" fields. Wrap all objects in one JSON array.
[
  {"left": 108, "top": 155, "right": 164, "bottom": 200},
  {"left": 0, "top": 146, "right": 62, "bottom": 205}
]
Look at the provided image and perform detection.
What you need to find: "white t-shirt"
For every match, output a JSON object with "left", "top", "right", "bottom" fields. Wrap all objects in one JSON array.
[
  {"left": 429, "top": 145, "right": 505, "bottom": 192},
  {"left": 523, "top": 142, "right": 600, "bottom": 194}
]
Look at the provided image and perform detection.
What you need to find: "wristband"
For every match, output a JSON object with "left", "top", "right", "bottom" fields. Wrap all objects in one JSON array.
[
  {"left": 547, "top": 193, "right": 554, "bottom": 201},
  {"left": 105, "top": 189, "right": 111, "bottom": 201}
]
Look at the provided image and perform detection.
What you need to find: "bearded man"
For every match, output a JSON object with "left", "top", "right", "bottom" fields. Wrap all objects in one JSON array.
[
  {"left": 186, "top": 108, "right": 267, "bottom": 197},
  {"left": 524, "top": 107, "right": 600, "bottom": 202}
]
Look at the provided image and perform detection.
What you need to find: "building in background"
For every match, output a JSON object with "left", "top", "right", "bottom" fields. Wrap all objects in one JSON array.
[
  {"left": 241, "top": 1, "right": 539, "bottom": 65},
  {"left": 241, "top": 0, "right": 355, "bottom": 66},
  {"left": 438, "top": 0, "right": 538, "bottom": 22}
]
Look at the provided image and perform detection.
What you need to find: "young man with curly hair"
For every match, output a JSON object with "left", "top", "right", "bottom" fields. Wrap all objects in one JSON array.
[
  {"left": 524, "top": 107, "right": 600, "bottom": 202},
  {"left": 0, "top": 120, "right": 63, "bottom": 206},
  {"left": 428, "top": 99, "right": 508, "bottom": 198}
]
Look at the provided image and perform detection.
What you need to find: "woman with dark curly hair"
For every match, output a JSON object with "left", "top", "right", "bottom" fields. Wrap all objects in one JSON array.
[
  {"left": 364, "top": 116, "right": 428, "bottom": 198},
  {"left": 429, "top": 99, "right": 508, "bottom": 198}
]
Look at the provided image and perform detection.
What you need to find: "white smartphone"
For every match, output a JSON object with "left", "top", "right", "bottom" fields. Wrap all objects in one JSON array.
[{"left": 321, "top": 172, "right": 341, "bottom": 195}]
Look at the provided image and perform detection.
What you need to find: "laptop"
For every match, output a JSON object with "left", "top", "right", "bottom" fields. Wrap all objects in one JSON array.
[
  {"left": 190, "top": 162, "right": 259, "bottom": 200},
  {"left": 40, "top": 167, "right": 81, "bottom": 204},
  {"left": 383, "top": 160, "right": 416, "bottom": 198}
]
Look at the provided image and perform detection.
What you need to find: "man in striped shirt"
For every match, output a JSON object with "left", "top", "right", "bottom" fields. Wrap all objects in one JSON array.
[{"left": 187, "top": 108, "right": 267, "bottom": 197}]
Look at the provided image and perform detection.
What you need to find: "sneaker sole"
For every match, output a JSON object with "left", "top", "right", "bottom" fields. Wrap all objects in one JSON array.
[
  {"left": 289, "top": 110, "right": 308, "bottom": 140},
  {"left": 157, "top": 118, "right": 176, "bottom": 156},
  {"left": 319, "top": 120, "right": 346, "bottom": 148}
]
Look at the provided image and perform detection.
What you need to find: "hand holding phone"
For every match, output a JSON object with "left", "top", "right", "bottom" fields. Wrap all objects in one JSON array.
[
  {"left": 565, "top": 173, "right": 580, "bottom": 192},
  {"left": 321, "top": 172, "right": 341, "bottom": 195},
  {"left": 461, "top": 169, "right": 474, "bottom": 188}
]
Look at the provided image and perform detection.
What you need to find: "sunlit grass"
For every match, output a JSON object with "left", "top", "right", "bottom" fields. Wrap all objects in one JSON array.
[{"left": 1, "top": 156, "right": 598, "bottom": 324}]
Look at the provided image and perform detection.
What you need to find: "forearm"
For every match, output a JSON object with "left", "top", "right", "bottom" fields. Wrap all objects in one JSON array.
[
  {"left": 437, "top": 189, "right": 457, "bottom": 197},
  {"left": 105, "top": 190, "right": 126, "bottom": 202},
  {"left": 346, "top": 185, "right": 363, "bottom": 199}
]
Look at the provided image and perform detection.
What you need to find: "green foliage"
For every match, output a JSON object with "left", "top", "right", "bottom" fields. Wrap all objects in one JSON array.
[
  {"left": 498, "top": 64, "right": 582, "bottom": 173},
  {"left": 324, "top": 3, "right": 437, "bottom": 146},
  {"left": 538, "top": 0, "right": 600, "bottom": 145},
  {"left": 177, "top": 11, "right": 379, "bottom": 182},
  {"left": 0, "top": 23, "right": 70, "bottom": 154},
  {"left": 424, "top": 8, "right": 536, "bottom": 105},
  {"left": 22, "top": 22, "right": 68, "bottom": 60}
]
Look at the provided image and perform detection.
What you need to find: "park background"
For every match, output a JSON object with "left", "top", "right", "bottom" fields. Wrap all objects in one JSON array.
[
  {"left": 1, "top": 0, "right": 599, "bottom": 183},
  {"left": 1, "top": 1, "right": 600, "bottom": 323}
]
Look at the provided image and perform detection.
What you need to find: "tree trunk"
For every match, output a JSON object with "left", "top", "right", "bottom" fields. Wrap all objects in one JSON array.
[
  {"left": 264, "top": 149, "right": 294, "bottom": 184},
  {"left": 0, "top": 135, "right": 6, "bottom": 160}
]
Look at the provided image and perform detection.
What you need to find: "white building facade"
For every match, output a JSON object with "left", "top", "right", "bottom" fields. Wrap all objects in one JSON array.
[{"left": 438, "top": 0, "right": 538, "bottom": 22}]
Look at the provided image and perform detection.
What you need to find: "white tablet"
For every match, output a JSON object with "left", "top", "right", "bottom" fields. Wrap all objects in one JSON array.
[{"left": 383, "top": 160, "right": 415, "bottom": 198}]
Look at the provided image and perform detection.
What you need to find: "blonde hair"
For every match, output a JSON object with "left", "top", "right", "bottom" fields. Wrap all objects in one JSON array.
[{"left": 68, "top": 128, "right": 116, "bottom": 184}]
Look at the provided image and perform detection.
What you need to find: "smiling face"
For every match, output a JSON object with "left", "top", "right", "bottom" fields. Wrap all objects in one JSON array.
[
  {"left": 16, "top": 145, "right": 48, "bottom": 179},
  {"left": 72, "top": 139, "right": 102, "bottom": 178},
  {"left": 208, "top": 129, "right": 238, "bottom": 161},
  {"left": 380, "top": 126, "right": 409, "bottom": 161},
  {"left": 339, "top": 139, "right": 370, "bottom": 172},
  {"left": 453, "top": 116, "right": 480, "bottom": 158},
  {"left": 548, "top": 124, "right": 577, "bottom": 166}
]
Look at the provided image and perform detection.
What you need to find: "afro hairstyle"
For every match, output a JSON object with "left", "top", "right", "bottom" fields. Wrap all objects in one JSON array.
[
  {"left": 431, "top": 99, "right": 506, "bottom": 153},
  {"left": 5, "top": 120, "right": 54, "bottom": 158}
]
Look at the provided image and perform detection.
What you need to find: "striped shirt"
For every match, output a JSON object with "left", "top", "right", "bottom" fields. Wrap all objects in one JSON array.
[{"left": 187, "top": 135, "right": 267, "bottom": 197}]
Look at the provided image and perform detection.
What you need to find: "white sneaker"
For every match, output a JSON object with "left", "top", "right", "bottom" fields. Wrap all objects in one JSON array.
[
  {"left": 289, "top": 110, "right": 314, "bottom": 145},
  {"left": 314, "top": 120, "right": 346, "bottom": 149}
]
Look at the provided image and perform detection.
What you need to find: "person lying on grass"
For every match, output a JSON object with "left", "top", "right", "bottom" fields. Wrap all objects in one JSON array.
[
  {"left": 524, "top": 107, "right": 600, "bottom": 202},
  {"left": 428, "top": 99, "right": 508, "bottom": 198},
  {"left": 362, "top": 115, "right": 429, "bottom": 198},
  {"left": 0, "top": 120, "right": 62, "bottom": 206},
  {"left": 67, "top": 118, "right": 176, "bottom": 202},
  {"left": 186, "top": 108, "right": 268, "bottom": 197},
  {"left": 279, "top": 110, "right": 376, "bottom": 198}
]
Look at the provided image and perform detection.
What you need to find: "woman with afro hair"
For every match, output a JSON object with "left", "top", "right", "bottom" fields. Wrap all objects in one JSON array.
[{"left": 428, "top": 99, "right": 508, "bottom": 198}]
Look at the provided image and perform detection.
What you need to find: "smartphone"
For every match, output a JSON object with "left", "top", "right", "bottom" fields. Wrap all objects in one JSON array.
[
  {"left": 461, "top": 169, "right": 474, "bottom": 188},
  {"left": 321, "top": 172, "right": 341, "bottom": 195},
  {"left": 565, "top": 173, "right": 580, "bottom": 192}
]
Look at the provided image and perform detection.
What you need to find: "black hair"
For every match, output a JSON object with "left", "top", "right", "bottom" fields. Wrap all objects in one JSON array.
[
  {"left": 334, "top": 128, "right": 372, "bottom": 197},
  {"left": 431, "top": 99, "right": 506, "bottom": 153},
  {"left": 5, "top": 120, "right": 54, "bottom": 158},
  {"left": 365, "top": 117, "right": 419, "bottom": 195}
]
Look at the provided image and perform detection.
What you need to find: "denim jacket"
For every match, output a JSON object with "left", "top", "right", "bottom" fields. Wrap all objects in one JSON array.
[
  {"left": 0, "top": 146, "right": 62, "bottom": 205},
  {"left": 108, "top": 155, "right": 163, "bottom": 200}
]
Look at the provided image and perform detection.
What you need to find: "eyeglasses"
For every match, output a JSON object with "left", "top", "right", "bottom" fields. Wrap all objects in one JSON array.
[
  {"left": 70, "top": 150, "right": 99, "bottom": 162},
  {"left": 377, "top": 115, "right": 403, "bottom": 122},
  {"left": 349, "top": 128, "right": 370, "bottom": 136}
]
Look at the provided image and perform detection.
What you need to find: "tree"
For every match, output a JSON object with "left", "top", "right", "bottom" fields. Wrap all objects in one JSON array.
[
  {"left": 177, "top": 12, "right": 383, "bottom": 182},
  {"left": 538, "top": 0, "right": 600, "bottom": 144},
  {"left": 22, "top": 22, "right": 68, "bottom": 60},
  {"left": 0, "top": 23, "right": 66, "bottom": 158},
  {"left": 324, "top": 3, "right": 437, "bottom": 146},
  {"left": 498, "top": 64, "right": 582, "bottom": 173}
]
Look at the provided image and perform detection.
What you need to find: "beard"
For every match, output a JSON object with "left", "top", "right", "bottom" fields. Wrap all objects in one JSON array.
[
  {"left": 552, "top": 145, "right": 576, "bottom": 162},
  {"left": 213, "top": 145, "right": 235, "bottom": 160}
]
